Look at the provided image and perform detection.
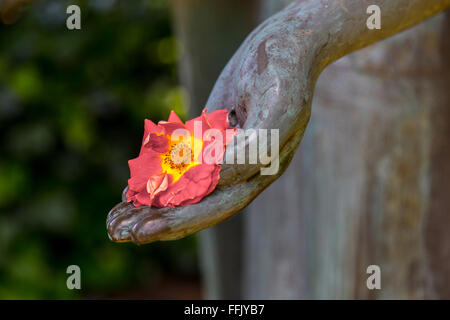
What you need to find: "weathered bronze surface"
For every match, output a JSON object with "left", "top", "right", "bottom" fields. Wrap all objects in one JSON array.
[{"left": 107, "top": 0, "right": 450, "bottom": 245}]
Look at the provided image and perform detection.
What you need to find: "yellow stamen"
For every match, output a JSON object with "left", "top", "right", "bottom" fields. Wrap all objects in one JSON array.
[{"left": 160, "top": 135, "right": 203, "bottom": 182}]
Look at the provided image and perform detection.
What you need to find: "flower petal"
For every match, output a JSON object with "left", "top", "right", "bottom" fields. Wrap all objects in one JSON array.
[
  {"left": 158, "top": 121, "right": 187, "bottom": 136},
  {"left": 135, "top": 188, "right": 151, "bottom": 206},
  {"left": 126, "top": 188, "right": 151, "bottom": 207},
  {"left": 143, "top": 133, "right": 169, "bottom": 153},
  {"left": 185, "top": 109, "right": 211, "bottom": 139},
  {"left": 143, "top": 119, "right": 163, "bottom": 141},
  {"left": 127, "top": 151, "right": 162, "bottom": 192},
  {"left": 167, "top": 110, "right": 183, "bottom": 123},
  {"left": 204, "top": 109, "right": 230, "bottom": 131},
  {"left": 147, "top": 173, "right": 169, "bottom": 203},
  {"left": 178, "top": 165, "right": 220, "bottom": 206},
  {"left": 140, "top": 120, "right": 164, "bottom": 155},
  {"left": 153, "top": 164, "right": 219, "bottom": 208}
]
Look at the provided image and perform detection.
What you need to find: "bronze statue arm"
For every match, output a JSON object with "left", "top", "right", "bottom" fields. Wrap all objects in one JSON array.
[{"left": 107, "top": 0, "right": 450, "bottom": 244}]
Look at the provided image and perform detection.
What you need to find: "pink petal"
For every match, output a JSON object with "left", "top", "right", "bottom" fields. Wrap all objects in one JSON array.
[
  {"left": 147, "top": 173, "right": 169, "bottom": 204},
  {"left": 168, "top": 110, "right": 183, "bottom": 123},
  {"left": 126, "top": 188, "right": 137, "bottom": 202},
  {"left": 179, "top": 165, "right": 221, "bottom": 206},
  {"left": 185, "top": 109, "right": 211, "bottom": 139},
  {"left": 158, "top": 121, "right": 187, "bottom": 136},
  {"left": 141, "top": 120, "right": 164, "bottom": 154},
  {"left": 204, "top": 109, "right": 230, "bottom": 131},
  {"left": 127, "top": 151, "right": 162, "bottom": 192},
  {"left": 142, "top": 133, "right": 168, "bottom": 154},
  {"left": 135, "top": 188, "right": 152, "bottom": 206},
  {"left": 153, "top": 164, "right": 219, "bottom": 207}
]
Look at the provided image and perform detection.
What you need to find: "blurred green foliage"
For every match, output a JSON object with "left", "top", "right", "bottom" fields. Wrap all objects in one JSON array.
[{"left": 0, "top": 0, "right": 198, "bottom": 299}]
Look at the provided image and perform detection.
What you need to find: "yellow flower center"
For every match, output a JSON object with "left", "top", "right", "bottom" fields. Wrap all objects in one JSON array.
[{"left": 160, "top": 135, "right": 203, "bottom": 182}]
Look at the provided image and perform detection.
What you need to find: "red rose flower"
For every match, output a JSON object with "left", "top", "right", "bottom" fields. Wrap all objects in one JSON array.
[{"left": 126, "top": 109, "right": 236, "bottom": 208}]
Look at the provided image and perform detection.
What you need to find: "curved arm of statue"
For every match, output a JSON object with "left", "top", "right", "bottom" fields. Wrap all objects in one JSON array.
[{"left": 107, "top": 0, "right": 450, "bottom": 245}]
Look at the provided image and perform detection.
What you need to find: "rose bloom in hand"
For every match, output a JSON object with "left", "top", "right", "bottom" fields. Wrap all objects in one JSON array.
[{"left": 126, "top": 109, "right": 236, "bottom": 208}]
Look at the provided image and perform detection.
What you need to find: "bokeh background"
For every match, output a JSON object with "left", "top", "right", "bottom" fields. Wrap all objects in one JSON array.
[{"left": 0, "top": 0, "right": 201, "bottom": 299}]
